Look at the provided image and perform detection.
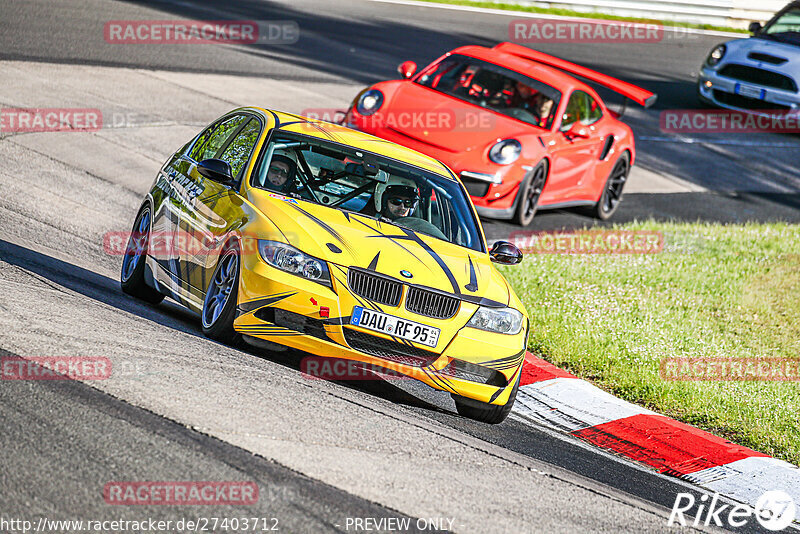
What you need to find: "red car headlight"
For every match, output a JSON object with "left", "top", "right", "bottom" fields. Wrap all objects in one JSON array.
[
  {"left": 356, "top": 89, "right": 384, "bottom": 116},
  {"left": 488, "top": 139, "right": 521, "bottom": 165}
]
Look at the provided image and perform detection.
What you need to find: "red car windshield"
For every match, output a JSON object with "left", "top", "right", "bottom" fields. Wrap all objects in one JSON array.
[{"left": 415, "top": 54, "right": 562, "bottom": 130}]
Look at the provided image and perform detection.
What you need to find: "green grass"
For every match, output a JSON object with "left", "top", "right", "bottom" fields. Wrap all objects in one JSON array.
[
  {"left": 415, "top": 0, "right": 748, "bottom": 33},
  {"left": 498, "top": 222, "right": 800, "bottom": 464}
]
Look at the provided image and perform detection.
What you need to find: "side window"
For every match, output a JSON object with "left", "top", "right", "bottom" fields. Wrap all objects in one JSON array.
[
  {"left": 188, "top": 123, "right": 218, "bottom": 160},
  {"left": 218, "top": 118, "right": 261, "bottom": 179},
  {"left": 560, "top": 91, "right": 584, "bottom": 131},
  {"left": 583, "top": 93, "right": 602, "bottom": 125},
  {"left": 190, "top": 115, "right": 248, "bottom": 162},
  {"left": 560, "top": 91, "right": 601, "bottom": 131}
]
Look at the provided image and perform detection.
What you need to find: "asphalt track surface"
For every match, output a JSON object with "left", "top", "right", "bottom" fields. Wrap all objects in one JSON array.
[
  {"left": 1, "top": 0, "right": 799, "bottom": 532},
  {"left": 3, "top": 0, "right": 800, "bottom": 235}
]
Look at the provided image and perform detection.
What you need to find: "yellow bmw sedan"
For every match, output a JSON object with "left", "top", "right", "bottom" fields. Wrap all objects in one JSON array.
[{"left": 120, "top": 108, "right": 528, "bottom": 423}]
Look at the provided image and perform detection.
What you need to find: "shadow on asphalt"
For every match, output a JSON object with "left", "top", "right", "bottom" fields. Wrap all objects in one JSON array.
[
  {"left": 119, "top": 0, "right": 499, "bottom": 83},
  {"left": 0, "top": 238, "right": 448, "bottom": 415}
]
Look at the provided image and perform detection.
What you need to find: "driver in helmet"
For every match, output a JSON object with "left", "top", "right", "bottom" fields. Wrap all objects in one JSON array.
[
  {"left": 374, "top": 176, "right": 420, "bottom": 221},
  {"left": 510, "top": 82, "right": 554, "bottom": 127},
  {"left": 265, "top": 150, "right": 297, "bottom": 192}
]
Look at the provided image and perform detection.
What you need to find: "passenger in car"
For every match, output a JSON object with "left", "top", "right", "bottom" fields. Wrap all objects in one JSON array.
[{"left": 265, "top": 151, "right": 297, "bottom": 192}]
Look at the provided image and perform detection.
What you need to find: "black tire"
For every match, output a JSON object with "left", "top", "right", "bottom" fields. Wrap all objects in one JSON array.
[
  {"left": 451, "top": 373, "right": 521, "bottom": 424},
  {"left": 201, "top": 241, "right": 241, "bottom": 345},
  {"left": 513, "top": 161, "right": 547, "bottom": 227},
  {"left": 120, "top": 205, "right": 164, "bottom": 304},
  {"left": 593, "top": 152, "right": 630, "bottom": 220}
]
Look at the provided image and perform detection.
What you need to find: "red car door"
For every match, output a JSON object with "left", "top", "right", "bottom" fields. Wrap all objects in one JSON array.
[{"left": 542, "top": 90, "right": 605, "bottom": 203}]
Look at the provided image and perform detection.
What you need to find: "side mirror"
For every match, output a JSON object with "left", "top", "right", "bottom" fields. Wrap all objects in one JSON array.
[
  {"left": 398, "top": 61, "right": 417, "bottom": 79},
  {"left": 564, "top": 121, "right": 589, "bottom": 139},
  {"left": 197, "top": 158, "right": 233, "bottom": 184},
  {"left": 749, "top": 21, "right": 763, "bottom": 34},
  {"left": 489, "top": 241, "right": 523, "bottom": 265}
]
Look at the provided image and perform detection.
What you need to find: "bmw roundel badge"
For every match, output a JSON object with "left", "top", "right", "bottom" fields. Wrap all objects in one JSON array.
[{"left": 400, "top": 270, "right": 413, "bottom": 279}]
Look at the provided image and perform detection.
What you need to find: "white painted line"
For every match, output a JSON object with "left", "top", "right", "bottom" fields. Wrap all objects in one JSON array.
[
  {"left": 514, "top": 378, "right": 657, "bottom": 432},
  {"left": 365, "top": 0, "right": 743, "bottom": 37},
  {"left": 685, "top": 456, "right": 800, "bottom": 505},
  {"left": 639, "top": 135, "right": 800, "bottom": 148},
  {"left": 513, "top": 364, "right": 800, "bottom": 529},
  {"left": 685, "top": 456, "right": 800, "bottom": 527}
]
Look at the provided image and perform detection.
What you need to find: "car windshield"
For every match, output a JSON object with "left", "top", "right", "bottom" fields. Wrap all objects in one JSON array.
[
  {"left": 415, "top": 54, "right": 562, "bottom": 130},
  {"left": 761, "top": 6, "right": 800, "bottom": 44},
  {"left": 252, "top": 131, "right": 485, "bottom": 252}
]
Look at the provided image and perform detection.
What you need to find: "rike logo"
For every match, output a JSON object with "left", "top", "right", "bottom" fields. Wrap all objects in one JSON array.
[{"left": 668, "top": 490, "right": 796, "bottom": 531}]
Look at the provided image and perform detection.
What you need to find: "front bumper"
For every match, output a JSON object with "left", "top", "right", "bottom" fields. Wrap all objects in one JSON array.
[
  {"left": 233, "top": 245, "right": 527, "bottom": 405},
  {"left": 698, "top": 65, "right": 800, "bottom": 114},
  {"left": 458, "top": 170, "right": 525, "bottom": 220}
]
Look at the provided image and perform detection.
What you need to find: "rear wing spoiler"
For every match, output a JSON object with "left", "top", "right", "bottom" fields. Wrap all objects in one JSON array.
[{"left": 493, "top": 42, "right": 657, "bottom": 108}]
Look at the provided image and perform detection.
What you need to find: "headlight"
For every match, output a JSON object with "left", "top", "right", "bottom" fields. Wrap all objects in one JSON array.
[
  {"left": 706, "top": 44, "right": 726, "bottom": 66},
  {"left": 356, "top": 89, "right": 384, "bottom": 116},
  {"left": 467, "top": 306, "right": 523, "bottom": 335},
  {"left": 258, "top": 240, "right": 331, "bottom": 286},
  {"left": 488, "top": 139, "right": 521, "bottom": 165}
]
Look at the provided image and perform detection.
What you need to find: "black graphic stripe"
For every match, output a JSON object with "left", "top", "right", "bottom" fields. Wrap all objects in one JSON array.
[
  {"left": 351, "top": 217, "right": 430, "bottom": 269},
  {"left": 398, "top": 227, "right": 459, "bottom": 295},
  {"left": 268, "top": 110, "right": 281, "bottom": 127},
  {"left": 460, "top": 294, "right": 507, "bottom": 309},
  {"left": 237, "top": 292, "right": 297, "bottom": 315},
  {"left": 490, "top": 366, "right": 523, "bottom": 403},
  {"left": 285, "top": 202, "right": 356, "bottom": 255},
  {"left": 367, "top": 252, "right": 380, "bottom": 271},
  {"left": 480, "top": 349, "right": 526, "bottom": 369},
  {"left": 465, "top": 256, "right": 478, "bottom": 292},
  {"left": 423, "top": 368, "right": 458, "bottom": 394}
]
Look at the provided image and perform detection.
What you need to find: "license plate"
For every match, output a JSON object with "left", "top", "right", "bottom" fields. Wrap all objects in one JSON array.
[
  {"left": 735, "top": 83, "right": 765, "bottom": 100},
  {"left": 350, "top": 306, "right": 440, "bottom": 348}
]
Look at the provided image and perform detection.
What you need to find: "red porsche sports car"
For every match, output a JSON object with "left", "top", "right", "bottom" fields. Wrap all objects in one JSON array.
[{"left": 342, "top": 42, "right": 656, "bottom": 226}]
